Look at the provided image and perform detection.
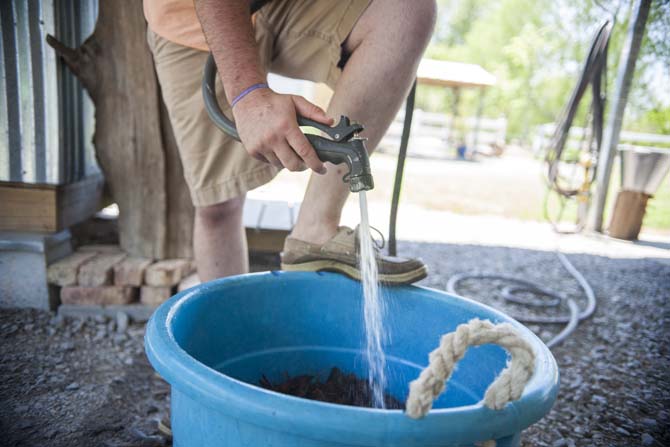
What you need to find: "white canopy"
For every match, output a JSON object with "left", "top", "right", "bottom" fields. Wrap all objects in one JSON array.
[{"left": 417, "top": 59, "right": 496, "bottom": 88}]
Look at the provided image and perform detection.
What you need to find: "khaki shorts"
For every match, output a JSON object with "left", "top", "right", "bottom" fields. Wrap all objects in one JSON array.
[{"left": 148, "top": 0, "right": 371, "bottom": 207}]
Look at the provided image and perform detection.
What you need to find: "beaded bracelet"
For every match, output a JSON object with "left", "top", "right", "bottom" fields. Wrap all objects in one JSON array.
[{"left": 231, "top": 83, "right": 269, "bottom": 107}]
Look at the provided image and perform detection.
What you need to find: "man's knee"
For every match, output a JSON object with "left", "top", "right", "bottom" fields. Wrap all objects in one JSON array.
[
  {"left": 350, "top": 0, "right": 436, "bottom": 55},
  {"left": 400, "top": 0, "right": 437, "bottom": 53},
  {"left": 196, "top": 196, "right": 245, "bottom": 228}
]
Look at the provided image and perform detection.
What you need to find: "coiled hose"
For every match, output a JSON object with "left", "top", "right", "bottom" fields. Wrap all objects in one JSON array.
[{"left": 447, "top": 252, "right": 596, "bottom": 348}]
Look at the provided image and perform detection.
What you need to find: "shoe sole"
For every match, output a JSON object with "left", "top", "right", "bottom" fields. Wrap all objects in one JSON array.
[{"left": 280, "top": 260, "right": 428, "bottom": 285}]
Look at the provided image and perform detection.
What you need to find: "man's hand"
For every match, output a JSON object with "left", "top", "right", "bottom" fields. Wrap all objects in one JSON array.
[
  {"left": 194, "top": 0, "right": 332, "bottom": 174},
  {"left": 233, "top": 88, "right": 333, "bottom": 174}
]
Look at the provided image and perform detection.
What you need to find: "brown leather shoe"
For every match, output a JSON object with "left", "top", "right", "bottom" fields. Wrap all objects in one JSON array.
[{"left": 280, "top": 226, "right": 427, "bottom": 285}]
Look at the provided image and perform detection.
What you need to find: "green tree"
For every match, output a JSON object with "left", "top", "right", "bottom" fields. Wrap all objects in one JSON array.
[{"left": 420, "top": 0, "right": 670, "bottom": 143}]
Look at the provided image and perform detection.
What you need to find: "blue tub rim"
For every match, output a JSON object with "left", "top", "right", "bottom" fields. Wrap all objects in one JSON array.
[{"left": 144, "top": 271, "right": 559, "bottom": 445}]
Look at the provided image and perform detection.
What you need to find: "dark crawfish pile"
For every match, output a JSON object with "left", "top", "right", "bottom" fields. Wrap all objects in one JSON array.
[{"left": 259, "top": 367, "right": 404, "bottom": 409}]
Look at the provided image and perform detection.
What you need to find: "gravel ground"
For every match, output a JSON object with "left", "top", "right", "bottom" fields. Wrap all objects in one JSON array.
[
  {"left": 406, "top": 241, "right": 670, "bottom": 447},
  {"left": 0, "top": 309, "right": 170, "bottom": 446},
  {"left": 1, "top": 242, "right": 669, "bottom": 446}
]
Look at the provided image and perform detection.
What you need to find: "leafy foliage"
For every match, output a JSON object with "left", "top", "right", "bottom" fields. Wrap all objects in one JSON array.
[{"left": 421, "top": 0, "right": 670, "bottom": 141}]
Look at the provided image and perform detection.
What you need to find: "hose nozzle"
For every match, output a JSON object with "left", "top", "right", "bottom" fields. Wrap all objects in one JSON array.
[
  {"left": 203, "top": 54, "right": 375, "bottom": 193},
  {"left": 303, "top": 130, "right": 374, "bottom": 193},
  {"left": 349, "top": 173, "right": 375, "bottom": 193}
]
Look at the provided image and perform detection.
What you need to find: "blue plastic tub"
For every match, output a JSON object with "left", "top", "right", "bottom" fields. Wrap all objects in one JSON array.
[{"left": 145, "top": 271, "right": 558, "bottom": 446}]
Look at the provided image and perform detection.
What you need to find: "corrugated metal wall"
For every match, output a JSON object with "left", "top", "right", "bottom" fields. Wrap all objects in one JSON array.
[{"left": 0, "top": 0, "right": 98, "bottom": 185}]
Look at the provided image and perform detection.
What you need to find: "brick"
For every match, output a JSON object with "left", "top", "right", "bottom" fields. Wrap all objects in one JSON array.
[
  {"left": 78, "top": 253, "right": 127, "bottom": 286},
  {"left": 61, "top": 286, "right": 138, "bottom": 305},
  {"left": 145, "top": 259, "right": 193, "bottom": 286},
  {"left": 77, "top": 244, "right": 123, "bottom": 254},
  {"left": 140, "top": 286, "right": 173, "bottom": 306},
  {"left": 114, "top": 256, "right": 152, "bottom": 286},
  {"left": 47, "top": 251, "right": 97, "bottom": 286},
  {"left": 178, "top": 272, "right": 200, "bottom": 292}
]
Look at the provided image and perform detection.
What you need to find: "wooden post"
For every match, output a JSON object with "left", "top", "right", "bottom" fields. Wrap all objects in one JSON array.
[
  {"left": 587, "top": 0, "right": 651, "bottom": 232},
  {"left": 46, "top": 1, "right": 194, "bottom": 259},
  {"left": 471, "top": 88, "right": 485, "bottom": 152},
  {"left": 447, "top": 87, "right": 462, "bottom": 148},
  {"left": 607, "top": 190, "right": 650, "bottom": 240}
]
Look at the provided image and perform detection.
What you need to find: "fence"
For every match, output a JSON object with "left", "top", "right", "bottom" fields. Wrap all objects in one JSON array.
[
  {"left": 0, "top": 0, "right": 98, "bottom": 185},
  {"left": 379, "top": 109, "right": 507, "bottom": 158},
  {"left": 532, "top": 123, "right": 670, "bottom": 158}
]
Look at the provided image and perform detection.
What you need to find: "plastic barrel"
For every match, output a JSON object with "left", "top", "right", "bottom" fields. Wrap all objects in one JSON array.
[{"left": 145, "top": 272, "right": 558, "bottom": 446}]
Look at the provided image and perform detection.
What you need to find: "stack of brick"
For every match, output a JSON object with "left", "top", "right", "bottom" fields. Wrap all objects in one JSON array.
[
  {"left": 47, "top": 245, "right": 196, "bottom": 316},
  {"left": 142, "top": 259, "right": 194, "bottom": 305}
]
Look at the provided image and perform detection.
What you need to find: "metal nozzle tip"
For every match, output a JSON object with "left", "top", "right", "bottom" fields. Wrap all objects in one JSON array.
[{"left": 349, "top": 174, "right": 374, "bottom": 192}]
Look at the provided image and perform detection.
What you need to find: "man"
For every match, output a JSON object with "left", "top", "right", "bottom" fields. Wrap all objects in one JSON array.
[{"left": 144, "top": 0, "right": 436, "bottom": 285}]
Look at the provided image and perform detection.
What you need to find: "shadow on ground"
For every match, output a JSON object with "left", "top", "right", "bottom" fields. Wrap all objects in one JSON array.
[{"left": 0, "top": 310, "right": 170, "bottom": 447}]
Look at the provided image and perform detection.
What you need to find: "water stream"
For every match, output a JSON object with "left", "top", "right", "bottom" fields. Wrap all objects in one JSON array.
[{"left": 358, "top": 191, "right": 388, "bottom": 408}]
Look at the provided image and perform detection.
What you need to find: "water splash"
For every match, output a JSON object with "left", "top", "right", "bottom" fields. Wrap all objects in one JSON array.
[{"left": 358, "top": 191, "right": 387, "bottom": 408}]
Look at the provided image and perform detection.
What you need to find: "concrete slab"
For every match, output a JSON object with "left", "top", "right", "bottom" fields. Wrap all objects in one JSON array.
[
  {"left": 0, "top": 230, "right": 71, "bottom": 310},
  {"left": 57, "top": 303, "right": 157, "bottom": 322}
]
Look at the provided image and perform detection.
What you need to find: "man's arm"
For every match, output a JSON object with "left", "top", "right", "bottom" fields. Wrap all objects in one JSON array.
[
  {"left": 194, "top": 0, "right": 264, "bottom": 101},
  {"left": 194, "top": 0, "right": 331, "bottom": 174}
]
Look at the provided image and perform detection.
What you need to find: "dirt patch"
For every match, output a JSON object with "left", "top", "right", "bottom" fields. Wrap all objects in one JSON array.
[{"left": 259, "top": 367, "right": 404, "bottom": 410}]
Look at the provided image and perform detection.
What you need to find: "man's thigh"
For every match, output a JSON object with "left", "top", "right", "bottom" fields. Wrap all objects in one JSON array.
[
  {"left": 258, "top": 0, "right": 371, "bottom": 88},
  {"left": 147, "top": 30, "right": 279, "bottom": 207}
]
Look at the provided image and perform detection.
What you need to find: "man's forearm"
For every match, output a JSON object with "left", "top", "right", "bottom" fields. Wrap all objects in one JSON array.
[{"left": 194, "top": 0, "right": 266, "bottom": 101}]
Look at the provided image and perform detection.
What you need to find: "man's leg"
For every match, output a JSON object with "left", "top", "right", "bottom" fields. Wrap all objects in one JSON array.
[
  {"left": 194, "top": 196, "right": 249, "bottom": 282},
  {"left": 290, "top": 0, "right": 436, "bottom": 244},
  {"left": 147, "top": 27, "right": 281, "bottom": 283}
]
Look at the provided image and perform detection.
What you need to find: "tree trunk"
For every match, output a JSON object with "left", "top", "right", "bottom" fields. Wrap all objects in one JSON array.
[{"left": 47, "top": 0, "right": 194, "bottom": 259}]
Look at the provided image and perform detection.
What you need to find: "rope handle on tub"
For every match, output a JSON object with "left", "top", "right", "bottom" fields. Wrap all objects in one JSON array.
[{"left": 405, "top": 319, "right": 536, "bottom": 419}]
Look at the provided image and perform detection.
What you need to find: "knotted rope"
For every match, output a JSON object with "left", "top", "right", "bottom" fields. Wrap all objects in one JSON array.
[{"left": 405, "top": 319, "right": 536, "bottom": 419}]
